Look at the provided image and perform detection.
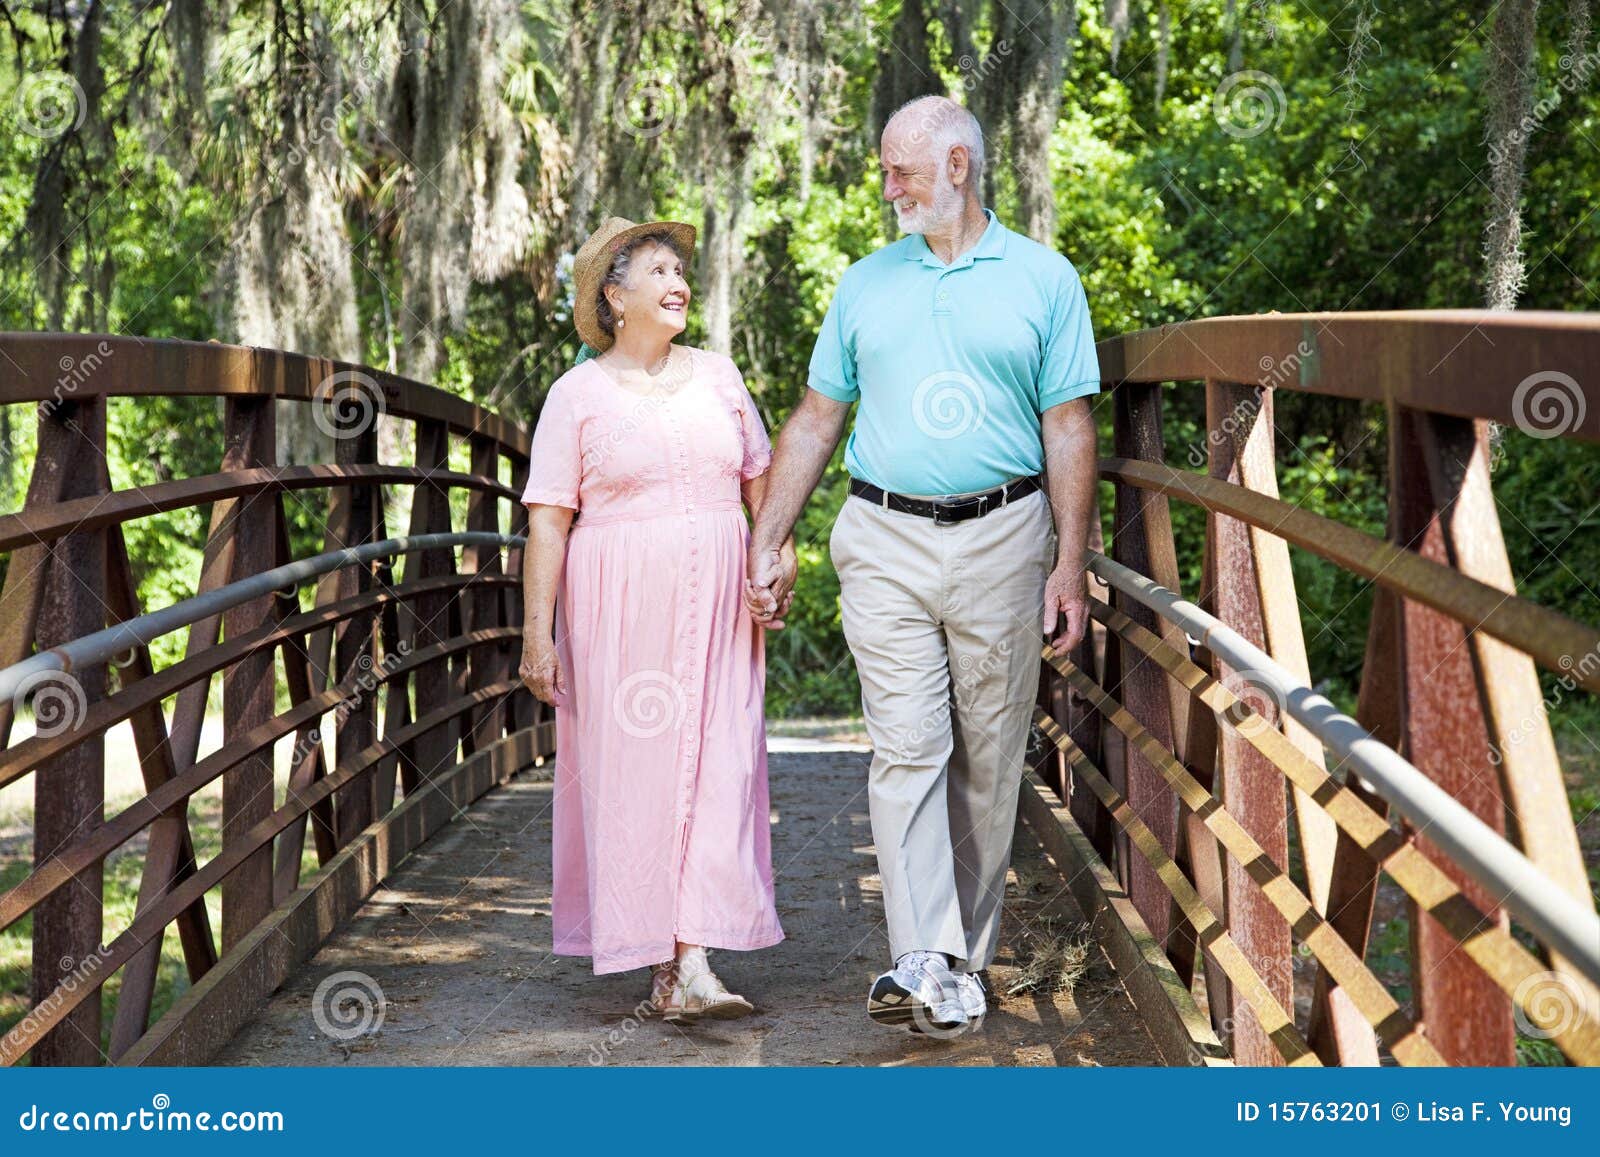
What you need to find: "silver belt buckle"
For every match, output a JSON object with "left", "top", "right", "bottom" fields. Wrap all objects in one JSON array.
[{"left": 934, "top": 493, "right": 987, "bottom": 525}]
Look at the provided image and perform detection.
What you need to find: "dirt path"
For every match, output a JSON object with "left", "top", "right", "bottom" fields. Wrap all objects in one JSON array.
[{"left": 214, "top": 743, "right": 1161, "bottom": 1067}]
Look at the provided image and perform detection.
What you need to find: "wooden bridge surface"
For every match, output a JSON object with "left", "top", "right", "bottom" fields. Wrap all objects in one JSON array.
[{"left": 213, "top": 744, "right": 1162, "bottom": 1067}]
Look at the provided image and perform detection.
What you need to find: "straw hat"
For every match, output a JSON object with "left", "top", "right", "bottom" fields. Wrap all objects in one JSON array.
[{"left": 573, "top": 216, "right": 697, "bottom": 351}]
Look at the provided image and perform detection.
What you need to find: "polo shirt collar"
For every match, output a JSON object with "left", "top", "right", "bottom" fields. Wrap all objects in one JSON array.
[{"left": 904, "top": 208, "right": 1009, "bottom": 269}]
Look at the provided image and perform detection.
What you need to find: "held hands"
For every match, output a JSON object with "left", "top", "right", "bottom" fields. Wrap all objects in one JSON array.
[
  {"left": 744, "top": 540, "right": 798, "bottom": 630},
  {"left": 1043, "top": 560, "right": 1090, "bottom": 657},
  {"left": 519, "top": 638, "right": 566, "bottom": 705}
]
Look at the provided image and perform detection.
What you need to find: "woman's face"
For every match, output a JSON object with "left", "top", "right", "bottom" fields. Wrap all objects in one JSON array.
[{"left": 607, "top": 241, "right": 691, "bottom": 339}]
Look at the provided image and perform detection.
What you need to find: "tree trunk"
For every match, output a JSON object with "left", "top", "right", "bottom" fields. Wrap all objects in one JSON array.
[
  {"left": 872, "top": 0, "right": 942, "bottom": 143},
  {"left": 392, "top": 0, "right": 531, "bottom": 381},
  {"left": 1011, "top": 0, "right": 1063, "bottom": 243}
]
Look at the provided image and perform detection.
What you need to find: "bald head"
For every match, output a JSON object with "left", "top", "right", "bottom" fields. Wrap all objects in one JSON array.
[{"left": 882, "top": 96, "right": 985, "bottom": 191}]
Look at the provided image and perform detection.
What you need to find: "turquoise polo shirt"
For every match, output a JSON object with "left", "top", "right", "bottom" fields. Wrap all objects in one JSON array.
[{"left": 807, "top": 209, "right": 1101, "bottom": 496}]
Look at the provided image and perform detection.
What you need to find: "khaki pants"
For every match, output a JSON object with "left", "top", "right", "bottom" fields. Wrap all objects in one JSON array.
[{"left": 830, "top": 487, "right": 1054, "bottom": 969}]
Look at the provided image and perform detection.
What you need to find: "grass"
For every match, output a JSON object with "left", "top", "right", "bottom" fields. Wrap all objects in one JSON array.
[
  {"left": 1005, "top": 920, "right": 1092, "bottom": 998},
  {"left": 1, "top": 703, "right": 328, "bottom": 1064},
  {"left": 0, "top": 814, "right": 227, "bottom": 1064}
]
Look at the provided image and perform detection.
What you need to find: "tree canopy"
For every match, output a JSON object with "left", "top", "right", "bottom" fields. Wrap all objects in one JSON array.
[{"left": 1, "top": 0, "right": 1597, "bottom": 715}]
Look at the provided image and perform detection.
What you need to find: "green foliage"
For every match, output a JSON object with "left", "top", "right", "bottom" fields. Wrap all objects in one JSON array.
[
  {"left": 765, "top": 462, "right": 859, "bottom": 717},
  {"left": 1, "top": 0, "right": 1598, "bottom": 728}
]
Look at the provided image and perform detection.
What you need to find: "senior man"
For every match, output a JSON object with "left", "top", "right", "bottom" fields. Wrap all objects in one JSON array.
[{"left": 747, "top": 95, "right": 1101, "bottom": 1035}]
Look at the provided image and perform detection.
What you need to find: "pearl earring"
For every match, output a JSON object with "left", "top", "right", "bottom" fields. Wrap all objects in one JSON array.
[{"left": 617, "top": 312, "right": 625, "bottom": 329}]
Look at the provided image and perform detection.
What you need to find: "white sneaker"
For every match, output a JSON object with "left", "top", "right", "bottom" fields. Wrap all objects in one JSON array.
[
  {"left": 954, "top": 971, "right": 988, "bottom": 1031},
  {"left": 867, "top": 950, "right": 969, "bottom": 1034}
]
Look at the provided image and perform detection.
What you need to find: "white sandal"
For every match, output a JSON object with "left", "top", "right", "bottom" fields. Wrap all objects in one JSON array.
[
  {"left": 647, "top": 961, "right": 678, "bottom": 1016},
  {"left": 661, "top": 956, "right": 754, "bottom": 1024}
]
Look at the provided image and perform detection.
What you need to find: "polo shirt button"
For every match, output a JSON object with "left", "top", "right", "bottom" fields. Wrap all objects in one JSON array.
[{"left": 938, "top": 291, "right": 948, "bottom": 302}]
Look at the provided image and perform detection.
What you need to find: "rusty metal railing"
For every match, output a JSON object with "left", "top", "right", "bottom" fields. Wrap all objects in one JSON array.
[
  {"left": 0, "top": 334, "right": 548, "bottom": 1066},
  {"left": 1032, "top": 310, "right": 1600, "bottom": 1067}
]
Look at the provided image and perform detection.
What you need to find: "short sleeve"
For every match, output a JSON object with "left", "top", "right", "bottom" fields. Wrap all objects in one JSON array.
[
  {"left": 520, "top": 380, "right": 583, "bottom": 509},
  {"left": 1038, "top": 265, "right": 1103, "bottom": 411},
  {"left": 806, "top": 282, "right": 859, "bottom": 403},
  {"left": 730, "top": 361, "right": 773, "bottom": 480}
]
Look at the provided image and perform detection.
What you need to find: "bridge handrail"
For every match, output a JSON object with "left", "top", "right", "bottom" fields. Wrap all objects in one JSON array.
[
  {"left": 1089, "top": 552, "right": 1600, "bottom": 988},
  {"left": 1097, "top": 309, "right": 1600, "bottom": 442},
  {"left": 0, "top": 675, "right": 526, "bottom": 1067},
  {"left": 1100, "top": 457, "right": 1600, "bottom": 695},
  {"left": 0, "top": 465, "right": 518, "bottom": 553},
  {"left": 0, "top": 332, "right": 531, "bottom": 456},
  {"left": 1038, "top": 308, "right": 1600, "bottom": 1067},
  {"left": 0, "top": 334, "right": 545, "bottom": 1065},
  {"left": 0, "top": 532, "right": 521, "bottom": 706}
]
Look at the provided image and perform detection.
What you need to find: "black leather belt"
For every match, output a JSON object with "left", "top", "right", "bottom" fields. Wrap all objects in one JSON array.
[{"left": 848, "top": 475, "right": 1042, "bottom": 525}]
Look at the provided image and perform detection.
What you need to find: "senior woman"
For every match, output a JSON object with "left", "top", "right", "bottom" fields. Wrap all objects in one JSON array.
[{"left": 518, "top": 216, "right": 793, "bottom": 1023}]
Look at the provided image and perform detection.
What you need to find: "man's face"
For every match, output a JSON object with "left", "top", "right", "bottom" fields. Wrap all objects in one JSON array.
[{"left": 880, "top": 124, "right": 959, "bottom": 235}]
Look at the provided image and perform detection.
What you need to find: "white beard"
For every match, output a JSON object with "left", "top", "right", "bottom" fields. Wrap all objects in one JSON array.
[{"left": 894, "top": 172, "right": 965, "bottom": 237}]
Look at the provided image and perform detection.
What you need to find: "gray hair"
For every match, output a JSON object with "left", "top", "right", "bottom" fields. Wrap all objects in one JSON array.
[
  {"left": 886, "top": 95, "right": 985, "bottom": 189},
  {"left": 595, "top": 231, "right": 687, "bottom": 338}
]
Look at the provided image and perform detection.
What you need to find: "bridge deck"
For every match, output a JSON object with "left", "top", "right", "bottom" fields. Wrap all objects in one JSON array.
[{"left": 214, "top": 745, "right": 1162, "bottom": 1067}]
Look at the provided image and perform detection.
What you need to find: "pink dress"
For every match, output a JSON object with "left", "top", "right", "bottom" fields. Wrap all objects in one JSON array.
[{"left": 520, "top": 346, "right": 785, "bottom": 974}]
